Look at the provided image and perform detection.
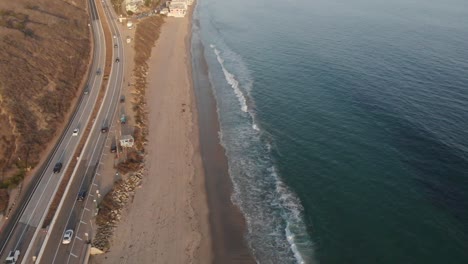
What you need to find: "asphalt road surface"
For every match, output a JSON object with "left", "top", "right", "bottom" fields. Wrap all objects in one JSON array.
[{"left": 37, "top": 0, "right": 125, "bottom": 263}]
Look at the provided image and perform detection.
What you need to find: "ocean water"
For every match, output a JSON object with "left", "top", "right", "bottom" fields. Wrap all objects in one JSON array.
[{"left": 192, "top": 0, "right": 468, "bottom": 263}]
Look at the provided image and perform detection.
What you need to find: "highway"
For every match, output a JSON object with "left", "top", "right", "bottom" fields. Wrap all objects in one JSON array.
[
  {"left": 0, "top": 0, "right": 123, "bottom": 263},
  {"left": 36, "top": 0, "right": 125, "bottom": 263}
]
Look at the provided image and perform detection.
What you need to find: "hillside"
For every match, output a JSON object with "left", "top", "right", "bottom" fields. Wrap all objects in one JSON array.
[{"left": 0, "top": 0, "right": 91, "bottom": 193}]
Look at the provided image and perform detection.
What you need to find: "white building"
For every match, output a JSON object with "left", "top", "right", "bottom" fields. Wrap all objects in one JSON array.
[
  {"left": 120, "top": 135, "right": 135, "bottom": 148},
  {"left": 125, "top": 0, "right": 144, "bottom": 13},
  {"left": 168, "top": 1, "right": 187, "bottom": 17}
]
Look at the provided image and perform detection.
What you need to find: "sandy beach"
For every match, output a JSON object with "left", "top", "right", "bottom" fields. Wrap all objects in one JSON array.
[{"left": 93, "top": 14, "right": 212, "bottom": 263}]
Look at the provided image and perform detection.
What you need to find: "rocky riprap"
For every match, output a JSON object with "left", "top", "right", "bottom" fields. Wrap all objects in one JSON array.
[{"left": 92, "top": 170, "right": 144, "bottom": 251}]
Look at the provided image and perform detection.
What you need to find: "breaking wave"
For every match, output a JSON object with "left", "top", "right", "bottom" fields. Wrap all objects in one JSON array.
[
  {"left": 209, "top": 44, "right": 315, "bottom": 263},
  {"left": 213, "top": 47, "right": 249, "bottom": 113}
]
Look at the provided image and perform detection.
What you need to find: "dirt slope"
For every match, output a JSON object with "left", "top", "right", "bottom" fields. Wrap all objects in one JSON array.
[{"left": 0, "top": 0, "right": 90, "bottom": 191}]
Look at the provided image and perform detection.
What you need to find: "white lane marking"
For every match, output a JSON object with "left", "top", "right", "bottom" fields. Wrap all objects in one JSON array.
[
  {"left": 76, "top": 236, "right": 83, "bottom": 241},
  {"left": 54, "top": 3, "right": 124, "bottom": 263},
  {"left": 51, "top": 131, "right": 104, "bottom": 263},
  {"left": 14, "top": 171, "right": 55, "bottom": 250},
  {"left": 52, "top": 17, "right": 108, "bottom": 263},
  {"left": 80, "top": 221, "right": 87, "bottom": 225},
  {"left": 70, "top": 253, "right": 78, "bottom": 258},
  {"left": 30, "top": 10, "right": 107, "bottom": 264},
  {"left": 84, "top": 208, "right": 90, "bottom": 212},
  {"left": 66, "top": 6, "right": 125, "bottom": 263}
]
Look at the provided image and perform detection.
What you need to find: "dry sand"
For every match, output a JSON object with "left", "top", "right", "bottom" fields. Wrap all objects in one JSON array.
[{"left": 93, "top": 15, "right": 212, "bottom": 264}]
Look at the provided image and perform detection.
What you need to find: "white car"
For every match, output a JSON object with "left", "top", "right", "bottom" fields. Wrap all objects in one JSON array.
[
  {"left": 5, "top": 250, "right": 20, "bottom": 264},
  {"left": 62, "top": 229, "right": 74, "bottom": 244},
  {"left": 72, "top": 128, "right": 79, "bottom": 136}
]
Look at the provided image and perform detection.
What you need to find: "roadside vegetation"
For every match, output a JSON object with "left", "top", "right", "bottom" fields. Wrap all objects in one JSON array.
[{"left": 110, "top": 0, "right": 162, "bottom": 16}]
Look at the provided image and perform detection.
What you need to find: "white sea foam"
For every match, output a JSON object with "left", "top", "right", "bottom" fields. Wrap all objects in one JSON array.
[
  {"left": 206, "top": 41, "right": 314, "bottom": 263},
  {"left": 286, "top": 224, "right": 306, "bottom": 264},
  {"left": 272, "top": 166, "right": 312, "bottom": 263},
  {"left": 213, "top": 48, "right": 249, "bottom": 113}
]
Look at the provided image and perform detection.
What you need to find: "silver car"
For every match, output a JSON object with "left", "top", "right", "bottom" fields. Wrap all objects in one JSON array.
[
  {"left": 62, "top": 229, "right": 74, "bottom": 244},
  {"left": 5, "top": 250, "right": 20, "bottom": 264}
]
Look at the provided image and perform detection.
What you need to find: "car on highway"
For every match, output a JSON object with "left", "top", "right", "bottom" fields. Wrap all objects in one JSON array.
[
  {"left": 77, "top": 190, "right": 87, "bottom": 201},
  {"left": 96, "top": 68, "right": 102, "bottom": 75},
  {"left": 115, "top": 57, "right": 120, "bottom": 63},
  {"left": 72, "top": 128, "right": 79, "bottom": 136},
  {"left": 114, "top": 43, "right": 118, "bottom": 48},
  {"left": 62, "top": 229, "right": 74, "bottom": 244},
  {"left": 53, "top": 162, "right": 63, "bottom": 173},
  {"left": 5, "top": 250, "right": 20, "bottom": 264},
  {"left": 84, "top": 84, "right": 90, "bottom": 94}
]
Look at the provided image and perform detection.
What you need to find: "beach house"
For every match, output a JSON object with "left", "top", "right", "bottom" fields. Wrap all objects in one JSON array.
[{"left": 167, "top": 1, "right": 187, "bottom": 17}]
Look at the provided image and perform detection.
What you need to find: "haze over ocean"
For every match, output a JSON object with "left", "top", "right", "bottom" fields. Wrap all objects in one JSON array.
[{"left": 192, "top": 0, "right": 468, "bottom": 263}]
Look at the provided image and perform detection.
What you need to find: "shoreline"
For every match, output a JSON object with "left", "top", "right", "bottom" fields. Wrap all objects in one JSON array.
[
  {"left": 190, "top": 14, "right": 256, "bottom": 263},
  {"left": 185, "top": 5, "right": 213, "bottom": 262},
  {"left": 93, "top": 3, "right": 255, "bottom": 263}
]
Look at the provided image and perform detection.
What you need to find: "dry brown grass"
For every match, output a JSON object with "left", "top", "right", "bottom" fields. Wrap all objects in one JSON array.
[
  {"left": 116, "top": 150, "right": 143, "bottom": 174},
  {"left": 131, "top": 15, "right": 163, "bottom": 151},
  {"left": 0, "top": 189, "right": 8, "bottom": 212},
  {"left": 0, "top": 0, "right": 91, "bottom": 193},
  {"left": 95, "top": 182, "right": 121, "bottom": 226},
  {"left": 109, "top": 0, "right": 162, "bottom": 16},
  {"left": 93, "top": 14, "right": 163, "bottom": 250}
]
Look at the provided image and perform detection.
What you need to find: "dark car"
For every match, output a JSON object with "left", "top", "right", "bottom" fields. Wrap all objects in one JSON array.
[
  {"left": 114, "top": 44, "right": 118, "bottom": 48},
  {"left": 120, "top": 95, "right": 125, "bottom": 103},
  {"left": 96, "top": 68, "right": 102, "bottom": 75},
  {"left": 101, "top": 126, "right": 108, "bottom": 133},
  {"left": 110, "top": 144, "right": 117, "bottom": 153},
  {"left": 77, "top": 190, "right": 87, "bottom": 201},
  {"left": 84, "top": 84, "right": 90, "bottom": 94},
  {"left": 115, "top": 58, "right": 120, "bottom": 63},
  {"left": 53, "top": 162, "right": 63, "bottom": 173}
]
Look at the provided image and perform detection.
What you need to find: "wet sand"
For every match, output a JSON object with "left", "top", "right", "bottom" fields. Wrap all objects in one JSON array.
[{"left": 191, "top": 17, "right": 256, "bottom": 264}]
